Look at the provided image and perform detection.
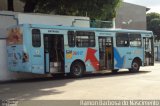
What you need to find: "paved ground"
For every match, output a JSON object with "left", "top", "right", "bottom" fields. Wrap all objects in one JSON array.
[{"left": 0, "top": 62, "right": 160, "bottom": 100}]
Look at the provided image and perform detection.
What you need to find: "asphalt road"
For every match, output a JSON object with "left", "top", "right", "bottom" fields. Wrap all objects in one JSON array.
[{"left": 0, "top": 62, "right": 160, "bottom": 100}]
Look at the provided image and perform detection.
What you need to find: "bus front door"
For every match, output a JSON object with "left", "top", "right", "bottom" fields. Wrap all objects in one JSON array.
[
  {"left": 98, "top": 37, "right": 113, "bottom": 70},
  {"left": 143, "top": 37, "right": 154, "bottom": 66}
]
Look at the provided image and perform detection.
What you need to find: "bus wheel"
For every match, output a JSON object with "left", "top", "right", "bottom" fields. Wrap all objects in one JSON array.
[
  {"left": 129, "top": 60, "right": 140, "bottom": 73},
  {"left": 70, "top": 61, "right": 84, "bottom": 78},
  {"left": 112, "top": 69, "right": 119, "bottom": 74}
]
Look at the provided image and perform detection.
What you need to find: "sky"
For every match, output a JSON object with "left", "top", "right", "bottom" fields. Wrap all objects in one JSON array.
[{"left": 123, "top": 0, "right": 160, "bottom": 13}]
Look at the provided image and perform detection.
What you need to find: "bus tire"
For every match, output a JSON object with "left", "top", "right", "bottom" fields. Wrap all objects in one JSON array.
[
  {"left": 112, "top": 69, "right": 119, "bottom": 74},
  {"left": 129, "top": 60, "right": 140, "bottom": 73},
  {"left": 70, "top": 61, "right": 85, "bottom": 78}
]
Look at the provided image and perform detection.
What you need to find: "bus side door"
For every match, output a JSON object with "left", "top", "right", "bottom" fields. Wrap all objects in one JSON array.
[
  {"left": 98, "top": 36, "right": 113, "bottom": 70},
  {"left": 143, "top": 37, "right": 154, "bottom": 66}
]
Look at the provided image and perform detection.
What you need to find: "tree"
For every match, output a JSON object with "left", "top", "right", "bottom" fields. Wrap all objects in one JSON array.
[
  {"left": 23, "top": 0, "right": 38, "bottom": 12},
  {"left": 147, "top": 12, "right": 160, "bottom": 39},
  {"left": 150, "top": 18, "right": 160, "bottom": 39},
  {"left": 7, "top": 0, "right": 14, "bottom": 11},
  {"left": 20, "top": 0, "right": 122, "bottom": 20},
  {"left": 147, "top": 13, "right": 160, "bottom": 30}
]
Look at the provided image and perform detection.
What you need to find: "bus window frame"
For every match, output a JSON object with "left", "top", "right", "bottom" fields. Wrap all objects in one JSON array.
[
  {"left": 32, "top": 29, "right": 41, "bottom": 48},
  {"left": 116, "top": 32, "right": 129, "bottom": 47},
  {"left": 129, "top": 33, "right": 142, "bottom": 47},
  {"left": 68, "top": 31, "right": 75, "bottom": 47},
  {"left": 75, "top": 31, "right": 96, "bottom": 48}
]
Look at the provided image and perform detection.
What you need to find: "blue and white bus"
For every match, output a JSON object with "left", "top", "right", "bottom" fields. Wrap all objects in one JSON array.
[{"left": 7, "top": 24, "right": 154, "bottom": 77}]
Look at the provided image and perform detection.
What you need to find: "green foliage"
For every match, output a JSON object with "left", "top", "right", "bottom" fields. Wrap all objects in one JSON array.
[
  {"left": 147, "top": 13, "right": 160, "bottom": 29},
  {"left": 147, "top": 12, "right": 160, "bottom": 39},
  {"left": 150, "top": 18, "right": 160, "bottom": 39},
  {"left": 20, "top": 0, "right": 122, "bottom": 20}
]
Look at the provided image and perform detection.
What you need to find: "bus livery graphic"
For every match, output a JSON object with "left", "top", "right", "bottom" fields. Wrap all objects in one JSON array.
[
  {"left": 114, "top": 48, "right": 125, "bottom": 68},
  {"left": 7, "top": 28, "right": 23, "bottom": 45},
  {"left": 85, "top": 48, "right": 99, "bottom": 71}
]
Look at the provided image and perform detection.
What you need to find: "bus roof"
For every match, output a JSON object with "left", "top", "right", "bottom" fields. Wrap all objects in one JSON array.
[{"left": 16, "top": 24, "right": 153, "bottom": 34}]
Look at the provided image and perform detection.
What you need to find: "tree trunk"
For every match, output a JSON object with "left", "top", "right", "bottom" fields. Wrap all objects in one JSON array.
[
  {"left": 7, "top": 0, "right": 14, "bottom": 11},
  {"left": 24, "top": 0, "right": 37, "bottom": 13}
]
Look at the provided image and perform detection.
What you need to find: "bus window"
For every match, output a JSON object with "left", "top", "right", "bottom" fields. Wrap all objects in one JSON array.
[
  {"left": 32, "top": 29, "right": 41, "bottom": 47},
  {"left": 68, "top": 31, "right": 75, "bottom": 47},
  {"left": 116, "top": 33, "right": 129, "bottom": 47},
  {"left": 76, "top": 31, "right": 95, "bottom": 47},
  {"left": 129, "top": 33, "right": 141, "bottom": 47}
]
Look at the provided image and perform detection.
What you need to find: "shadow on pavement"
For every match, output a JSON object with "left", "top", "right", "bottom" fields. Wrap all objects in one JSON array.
[
  {"left": 0, "top": 70, "right": 151, "bottom": 84},
  {"left": 0, "top": 70, "right": 151, "bottom": 100}
]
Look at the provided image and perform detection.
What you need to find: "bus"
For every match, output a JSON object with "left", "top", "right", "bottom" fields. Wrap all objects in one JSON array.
[{"left": 7, "top": 24, "right": 154, "bottom": 77}]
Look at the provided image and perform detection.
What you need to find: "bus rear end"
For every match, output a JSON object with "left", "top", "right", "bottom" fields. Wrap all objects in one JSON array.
[{"left": 7, "top": 26, "right": 28, "bottom": 72}]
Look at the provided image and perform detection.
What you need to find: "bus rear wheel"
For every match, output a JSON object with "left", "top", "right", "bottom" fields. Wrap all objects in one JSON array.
[
  {"left": 70, "top": 61, "right": 84, "bottom": 78},
  {"left": 129, "top": 60, "right": 140, "bottom": 73}
]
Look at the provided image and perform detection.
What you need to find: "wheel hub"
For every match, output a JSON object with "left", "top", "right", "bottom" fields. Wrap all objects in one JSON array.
[
  {"left": 133, "top": 62, "right": 138, "bottom": 69},
  {"left": 73, "top": 66, "right": 81, "bottom": 75}
]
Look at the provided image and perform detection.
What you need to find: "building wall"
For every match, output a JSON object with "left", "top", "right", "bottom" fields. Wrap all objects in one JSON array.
[
  {"left": 17, "top": 13, "right": 90, "bottom": 27},
  {"left": 115, "top": 2, "right": 147, "bottom": 30}
]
